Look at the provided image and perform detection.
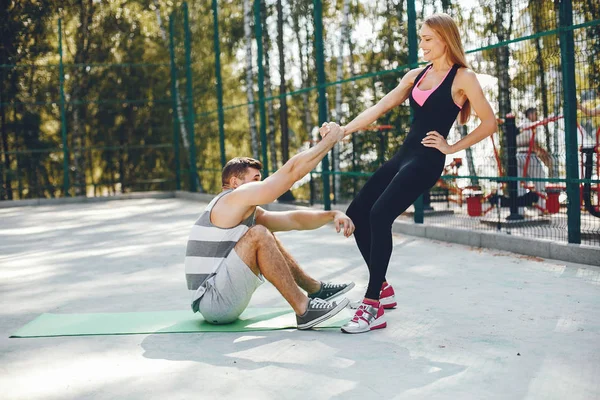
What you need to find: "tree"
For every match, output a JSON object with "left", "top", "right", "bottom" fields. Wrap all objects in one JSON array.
[
  {"left": 260, "top": 0, "right": 278, "bottom": 170},
  {"left": 276, "top": 0, "right": 289, "bottom": 163},
  {"left": 68, "top": 0, "right": 94, "bottom": 196},
  {"left": 244, "top": 0, "right": 260, "bottom": 159},
  {"left": 333, "top": 0, "right": 351, "bottom": 202}
]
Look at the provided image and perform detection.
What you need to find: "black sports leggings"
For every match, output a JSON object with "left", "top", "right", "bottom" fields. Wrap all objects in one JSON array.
[{"left": 346, "top": 148, "right": 442, "bottom": 300}]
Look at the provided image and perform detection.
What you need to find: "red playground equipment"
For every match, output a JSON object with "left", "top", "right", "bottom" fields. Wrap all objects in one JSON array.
[{"left": 454, "top": 115, "right": 600, "bottom": 217}]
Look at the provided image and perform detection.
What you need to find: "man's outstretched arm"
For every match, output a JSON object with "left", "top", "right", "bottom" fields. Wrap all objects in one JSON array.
[
  {"left": 225, "top": 124, "right": 344, "bottom": 207},
  {"left": 255, "top": 208, "right": 355, "bottom": 237}
]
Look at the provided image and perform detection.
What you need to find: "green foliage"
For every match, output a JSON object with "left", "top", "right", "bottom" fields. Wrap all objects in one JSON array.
[{"left": 1, "top": 0, "right": 599, "bottom": 201}]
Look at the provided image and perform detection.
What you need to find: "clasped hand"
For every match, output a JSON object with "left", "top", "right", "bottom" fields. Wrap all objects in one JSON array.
[{"left": 318, "top": 122, "right": 346, "bottom": 142}]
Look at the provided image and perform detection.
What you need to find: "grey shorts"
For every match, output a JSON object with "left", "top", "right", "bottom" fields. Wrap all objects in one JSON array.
[{"left": 198, "top": 249, "right": 264, "bottom": 324}]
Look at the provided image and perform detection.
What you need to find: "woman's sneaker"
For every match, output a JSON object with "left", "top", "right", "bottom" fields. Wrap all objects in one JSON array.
[
  {"left": 379, "top": 283, "right": 397, "bottom": 309},
  {"left": 341, "top": 299, "right": 386, "bottom": 334},
  {"left": 349, "top": 282, "right": 397, "bottom": 309},
  {"left": 297, "top": 297, "right": 349, "bottom": 330},
  {"left": 309, "top": 281, "right": 355, "bottom": 301}
]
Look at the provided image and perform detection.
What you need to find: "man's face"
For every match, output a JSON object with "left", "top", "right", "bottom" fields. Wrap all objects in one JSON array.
[
  {"left": 528, "top": 111, "right": 538, "bottom": 121},
  {"left": 234, "top": 168, "right": 261, "bottom": 188}
]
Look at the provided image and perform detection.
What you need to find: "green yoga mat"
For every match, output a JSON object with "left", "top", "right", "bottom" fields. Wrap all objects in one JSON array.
[{"left": 10, "top": 308, "right": 352, "bottom": 338}]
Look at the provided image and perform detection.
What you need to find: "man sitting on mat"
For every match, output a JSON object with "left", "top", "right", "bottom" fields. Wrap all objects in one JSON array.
[{"left": 184, "top": 123, "right": 355, "bottom": 330}]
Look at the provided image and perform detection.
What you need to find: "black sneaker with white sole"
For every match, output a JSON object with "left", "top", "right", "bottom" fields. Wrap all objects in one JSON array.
[
  {"left": 308, "top": 281, "right": 355, "bottom": 301},
  {"left": 296, "top": 297, "right": 350, "bottom": 330}
]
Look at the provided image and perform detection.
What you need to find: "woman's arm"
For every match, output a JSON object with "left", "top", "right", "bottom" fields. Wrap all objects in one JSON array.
[
  {"left": 422, "top": 68, "right": 497, "bottom": 154},
  {"left": 322, "top": 68, "right": 424, "bottom": 138},
  {"left": 452, "top": 70, "right": 497, "bottom": 152}
]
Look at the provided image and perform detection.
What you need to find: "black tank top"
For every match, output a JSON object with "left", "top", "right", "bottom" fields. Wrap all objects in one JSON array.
[{"left": 406, "top": 64, "right": 462, "bottom": 150}]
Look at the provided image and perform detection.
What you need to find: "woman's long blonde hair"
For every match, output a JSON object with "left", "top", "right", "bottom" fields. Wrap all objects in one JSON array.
[{"left": 423, "top": 13, "right": 471, "bottom": 124}]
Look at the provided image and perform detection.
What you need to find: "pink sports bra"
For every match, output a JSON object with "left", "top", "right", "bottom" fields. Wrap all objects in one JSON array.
[{"left": 412, "top": 65, "right": 462, "bottom": 109}]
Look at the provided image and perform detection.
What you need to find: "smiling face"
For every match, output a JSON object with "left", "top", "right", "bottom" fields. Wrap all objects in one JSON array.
[{"left": 419, "top": 24, "right": 447, "bottom": 62}]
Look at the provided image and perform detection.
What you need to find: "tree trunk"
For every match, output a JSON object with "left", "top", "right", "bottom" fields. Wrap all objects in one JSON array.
[
  {"left": 530, "top": 0, "right": 551, "bottom": 158},
  {"left": 441, "top": 0, "right": 452, "bottom": 13},
  {"left": 260, "top": 1, "right": 278, "bottom": 170},
  {"left": 71, "top": 0, "right": 94, "bottom": 196},
  {"left": 347, "top": 23, "right": 360, "bottom": 196},
  {"left": 333, "top": 0, "right": 351, "bottom": 203},
  {"left": 0, "top": 71, "right": 12, "bottom": 200},
  {"left": 495, "top": 0, "right": 512, "bottom": 118},
  {"left": 584, "top": 0, "right": 600, "bottom": 87},
  {"left": 244, "top": 0, "right": 260, "bottom": 159},
  {"left": 153, "top": 0, "right": 203, "bottom": 192},
  {"left": 276, "top": 0, "right": 289, "bottom": 163},
  {"left": 293, "top": 9, "right": 312, "bottom": 139}
]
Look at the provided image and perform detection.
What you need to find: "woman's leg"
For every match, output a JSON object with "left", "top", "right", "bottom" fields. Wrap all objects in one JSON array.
[
  {"left": 364, "top": 160, "right": 440, "bottom": 299},
  {"left": 346, "top": 152, "right": 404, "bottom": 276}
]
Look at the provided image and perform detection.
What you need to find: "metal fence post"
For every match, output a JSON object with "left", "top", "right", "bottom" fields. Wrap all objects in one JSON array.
[
  {"left": 313, "top": 0, "right": 331, "bottom": 210},
  {"left": 504, "top": 115, "right": 524, "bottom": 220},
  {"left": 183, "top": 2, "right": 199, "bottom": 192},
  {"left": 407, "top": 0, "right": 422, "bottom": 223},
  {"left": 169, "top": 16, "right": 181, "bottom": 191},
  {"left": 559, "top": 0, "right": 581, "bottom": 244},
  {"left": 58, "top": 18, "right": 70, "bottom": 197},
  {"left": 212, "top": 0, "right": 227, "bottom": 168},
  {"left": 253, "top": 0, "right": 269, "bottom": 178}
]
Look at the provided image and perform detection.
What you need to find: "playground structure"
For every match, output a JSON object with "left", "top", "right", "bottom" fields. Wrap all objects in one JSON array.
[{"left": 430, "top": 115, "right": 600, "bottom": 220}]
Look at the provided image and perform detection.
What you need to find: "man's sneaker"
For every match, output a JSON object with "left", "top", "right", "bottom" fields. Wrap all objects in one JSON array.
[
  {"left": 341, "top": 300, "right": 386, "bottom": 334},
  {"left": 309, "top": 281, "right": 355, "bottom": 301},
  {"left": 297, "top": 297, "right": 350, "bottom": 330},
  {"left": 349, "top": 282, "right": 397, "bottom": 309}
]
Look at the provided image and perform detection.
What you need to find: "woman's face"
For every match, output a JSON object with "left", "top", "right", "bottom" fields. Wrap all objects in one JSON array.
[{"left": 419, "top": 24, "right": 447, "bottom": 62}]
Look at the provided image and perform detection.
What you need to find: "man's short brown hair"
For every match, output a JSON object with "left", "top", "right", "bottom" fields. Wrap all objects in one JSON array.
[{"left": 221, "top": 157, "right": 263, "bottom": 187}]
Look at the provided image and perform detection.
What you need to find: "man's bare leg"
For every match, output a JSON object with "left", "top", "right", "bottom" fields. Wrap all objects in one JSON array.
[
  {"left": 273, "top": 236, "right": 321, "bottom": 294},
  {"left": 234, "top": 225, "right": 309, "bottom": 315}
]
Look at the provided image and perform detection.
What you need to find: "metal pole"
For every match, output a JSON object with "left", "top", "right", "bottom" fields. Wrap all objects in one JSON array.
[
  {"left": 313, "top": 0, "right": 331, "bottom": 210},
  {"left": 183, "top": 2, "right": 199, "bottom": 192},
  {"left": 58, "top": 18, "right": 70, "bottom": 197},
  {"left": 212, "top": 0, "right": 227, "bottom": 168},
  {"left": 559, "top": 0, "right": 581, "bottom": 243},
  {"left": 407, "top": 0, "right": 422, "bottom": 223},
  {"left": 504, "top": 115, "right": 524, "bottom": 220},
  {"left": 169, "top": 15, "right": 181, "bottom": 191},
  {"left": 254, "top": 0, "right": 269, "bottom": 178}
]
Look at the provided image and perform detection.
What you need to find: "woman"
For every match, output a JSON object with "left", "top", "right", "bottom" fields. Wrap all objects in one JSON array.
[{"left": 321, "top": 13, "right": 497, "bottom": 334}]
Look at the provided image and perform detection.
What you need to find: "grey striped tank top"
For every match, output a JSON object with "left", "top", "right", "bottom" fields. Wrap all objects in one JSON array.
[{"left": 184, "top": 189, "right": 256, "bottom": 311}]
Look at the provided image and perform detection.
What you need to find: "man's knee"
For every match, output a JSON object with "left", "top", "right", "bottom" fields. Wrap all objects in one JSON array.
[{"left": 244, "top": 224, "right": 274, "bottom": 243}]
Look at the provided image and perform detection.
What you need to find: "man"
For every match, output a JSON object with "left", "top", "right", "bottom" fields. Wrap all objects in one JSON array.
[
  {"left": 579, "top": 93, "right": 600, "bottom": 147},
  {"left": 185, "top": 123, "right": 355, "bottom": 330},
  {"left": 517, "top": 107, "right": 549, "bottom": 212}
]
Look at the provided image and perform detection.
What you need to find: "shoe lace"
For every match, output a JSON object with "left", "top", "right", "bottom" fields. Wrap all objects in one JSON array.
[
  {"left": 322, "top": 282, "right": 345, "bottom": 290},
  {"left": 309, "top": 298, "right": 332, "bottom": 309}
]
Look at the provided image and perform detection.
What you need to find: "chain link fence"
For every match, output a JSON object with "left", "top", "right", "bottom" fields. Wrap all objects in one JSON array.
[{"left": 2, "top": 0, "right": 599, "bottom": 246}]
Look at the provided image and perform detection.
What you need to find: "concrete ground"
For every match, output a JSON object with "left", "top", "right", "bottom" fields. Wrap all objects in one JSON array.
[{"left": 1, "top": 197, "right": 599, "bottom": 400}]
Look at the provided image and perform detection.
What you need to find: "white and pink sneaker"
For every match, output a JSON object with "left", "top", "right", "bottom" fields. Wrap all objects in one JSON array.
[
  {"left": 349, "top": 282, "right": 397, "bottom": 310},
  {"left": 379, "top": 283, "right": 397, "bottom": 309},
  {"left": 341, "top": 299, "right": 386, "bottom": 334}
]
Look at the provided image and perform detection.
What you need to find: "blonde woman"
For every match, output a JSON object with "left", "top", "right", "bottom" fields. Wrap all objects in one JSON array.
[{"left": 320, "top": 13, "right": 497, "bottom": 333}]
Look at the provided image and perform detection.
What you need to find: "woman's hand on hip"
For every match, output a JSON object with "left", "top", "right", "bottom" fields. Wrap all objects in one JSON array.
[{"left": 421, "top": 131, "right": 453, "bottom": 154}]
